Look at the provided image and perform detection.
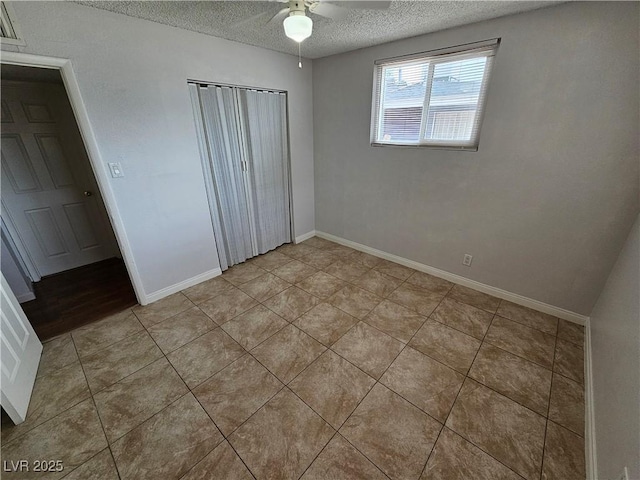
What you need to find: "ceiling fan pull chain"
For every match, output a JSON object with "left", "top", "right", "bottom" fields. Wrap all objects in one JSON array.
[{"left": 298, "top": 42, "right": 302, "bottom": 68}]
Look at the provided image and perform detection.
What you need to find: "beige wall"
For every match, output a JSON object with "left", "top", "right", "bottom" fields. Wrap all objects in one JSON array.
[
  {"left": 2, "top": 1, "right": 315, "bottom": 297},
  {"left": 590, "top": 215, "right": 640, "bottom": 480},
  {"left": 312, "top": 2, "right": 639, "bottom": 315}
]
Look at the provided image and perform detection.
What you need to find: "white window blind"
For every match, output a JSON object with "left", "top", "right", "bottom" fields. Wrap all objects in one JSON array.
[{"left": 371, "top": 39, "right": 499, "bottom": 150}]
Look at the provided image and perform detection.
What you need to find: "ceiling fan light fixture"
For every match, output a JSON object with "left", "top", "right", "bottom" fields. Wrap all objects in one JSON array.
[{"left": 283, "top": 13, "right": 312, "bottom": 43}]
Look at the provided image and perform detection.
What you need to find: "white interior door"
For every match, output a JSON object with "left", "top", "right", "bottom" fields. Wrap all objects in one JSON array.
[
  {"left": 0, "top": 273, "right": 42, "bottom": 424},
  {"left": 1, "top": 80, "right": 117, "bottom": 277}
]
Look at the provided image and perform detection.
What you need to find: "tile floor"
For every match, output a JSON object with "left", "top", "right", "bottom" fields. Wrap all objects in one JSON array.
[{"left": 1, "top": 237, "right": 586, "bottom": 480}]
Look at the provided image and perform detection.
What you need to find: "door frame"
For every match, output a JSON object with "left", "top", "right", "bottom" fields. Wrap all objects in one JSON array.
[{"left": 1, "top": 51, "right": 146, "bottom": 304}]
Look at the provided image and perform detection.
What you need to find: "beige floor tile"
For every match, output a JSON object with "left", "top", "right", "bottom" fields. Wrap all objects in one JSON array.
[
  {"left": 298, "top": 250, "right": 339, "bottom": 269},
  {"left": 352, "top": 269, "right": 403, "bottom": 298},
  {"left": 375, "top": 259, "right": 415, "bottom": 280},
  {"left": 198, "top": 287, "right": 258, "bottom": 325},
  {"left": 250, "top": 250, "right": 293, "bottom": 271},
  {"left": 132, "top": 293, "right": 195, "bottom": 329},
  {"left": 278, "top": 242, "right": 319, "bottom": 260},
  {"left": 328, "top": 285, "right": 382, "bottom": 319},
  {"left": 301, "top": 434, "right": 387, "bottom": 480},
  {"left": 446, "top": 379, "right": 546, "bottom": 480},
  {"left": 182, "top": 441, "right": 253, "bottom": 480},
  {"left": 323, "top": 259, "right": 370, "bottom": 282},
  {"left": 541, "top": 421, "right": 585, "bottom": 480},
  {"left": 290, "top": 350, "right": 375, "bottom": 428},
  {"left": 553, "top": 339, "right": 584, "bottom": 384},
  {"left": 263, "top": 286, "right": 322, "bottom": 322},
  {"left": 294, "top": 303, "right": 359, "bottom": 346},
  {"left": 422, "top": 428, "right": 522, "bottom": 480},
  {"left": 323, "top": 243, "right": 357, "bottom": 259},
  {"left": 430, "top": 298, "right": 493, "bottom": 340},
  {"left": 72, "top": 310, "right": 142, "bottom": 358},
  {"left": 238, "top": 272, "right": 291, "bottom": 302},
  {"left": 167, "top": 328, "right": 245, "bottom": 388},
  {"left": 388, "top": 283, "right": 443, "bottom": 316},
  {"left": 348, "top": 250, "right": 384, "bottom": 269},
  {"left": 485, "top": 317, "right": 556, "bottom": 369},
  {"left": 194, "top": 355, "right": 282, "bottom": 436},
  {"left": 406, "top": 271, "right": 454, "bottom": 296},
  {"left": 409, "top": 320, "right": 481, "bottom": 374},
  {"left": 36, "top": 333, "right": 78, "bottom": 377},
  {"left": 273, "top": 259, "right": 318, "bottom": 283},
  {"left": 364, "top": 299, "right": 427, "bottom": 343},
  {"left": 93, "top": 358, "right": 188, "bottom": 443},
  {"left": 332, "top": 322, "right": 404, "bottom": 379},
  {"left": 496, "top": 301, "right": 558, "bottom": 335},
  {"left": 229, "top": 389, "right": 334, "bottom": 480},
  {"left": 381, "top": 347, "right": 464, "bottom": 422},
  {"left": 557, "top": 319, "right": 584, "bottom": 347},
  {"left": 111, "top": 393, "right": 222, "bottom": 480},
  {"left": 300, "top": 236, "right": 335, "bottom": 250},
  {"left": 297, "top": 271, "right": 346, "bottom": 299},
  {"left": 182, "top": 276, "right": 235, "bottom": 304},
  {"left": 251, "top": 324, "right": 326, "bottom": 383},
  {"left": 147, "top": 306, "right": 215, "bottom": 354},
  {"left": 221, "top": 305, "right": 288, "bottom": 350},
  {"left": 62, "top": 449, "right": 119, "bottom": 480},
  {"left": 2, "top": 399, "right": 107, "bottom": 480},
  {"left": 340, "top": 383, "right": 441, "bottom": 479},
  {"left": 81, "top": 331, "right": 163, "bottom": 393},
  {"left": 548, "top": 374, "right": 584, "bottom": 436},
  {"left": 222, "top": 262, "right": 267, "bottom": 285},
  {"left": 469, "top": 343, "right": 552, "bottom": 416},
  {"left": 447, "top": 285, "right": 501, "bottom": 313},
  {"left": 1, "top": 361, "right": 90, "bottom": 444}
]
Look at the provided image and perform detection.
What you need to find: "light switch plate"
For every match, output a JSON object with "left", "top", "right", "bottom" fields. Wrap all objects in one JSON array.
[{"left": 108, "top": 162, "right": 124, "bottom": 178}]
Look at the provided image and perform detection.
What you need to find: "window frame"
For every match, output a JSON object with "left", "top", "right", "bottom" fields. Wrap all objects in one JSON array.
[
  {"left": 0, "top": 2, "right": 25, "bottom": 46},
  {"left": 370, "top": 38, "right": 500, "bottom": 151}
]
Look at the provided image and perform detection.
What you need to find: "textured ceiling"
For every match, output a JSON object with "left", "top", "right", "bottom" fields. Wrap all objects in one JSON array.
[{"left": 77, "top": 1, "right": 561, "bottom": 59}]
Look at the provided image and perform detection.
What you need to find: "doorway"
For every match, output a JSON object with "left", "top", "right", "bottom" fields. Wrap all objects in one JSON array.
[{"left": 1, "top": 63, "right": 137, "bottom": 339}]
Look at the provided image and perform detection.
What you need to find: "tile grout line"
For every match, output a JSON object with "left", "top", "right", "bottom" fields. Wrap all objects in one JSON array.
[
  {"left": 539, "top": 326, "right": 561, "bottom": 480},
  {"left": 15, "top": 239, "right": 582, "bottom": 480},
  {"left": 218, "top": 247, "right": 413, "bottom": 478},
  {"left": 418, "top": 298, "right": 537, "bottom": 480},
  {"left": 70, "top": 330, "right": 123, "bottom": 480},
  {"left": 187, "top": 243, "right": 580, "bottom": 478}
]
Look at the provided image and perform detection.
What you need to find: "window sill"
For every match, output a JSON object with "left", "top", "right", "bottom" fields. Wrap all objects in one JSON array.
[{"left": 371, "top": 142, "right": 478, "bottom": 152}]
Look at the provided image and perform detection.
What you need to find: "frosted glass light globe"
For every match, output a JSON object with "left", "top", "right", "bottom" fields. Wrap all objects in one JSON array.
[{"left": 283, "top": 14, "right": 312, "bottom": 43}]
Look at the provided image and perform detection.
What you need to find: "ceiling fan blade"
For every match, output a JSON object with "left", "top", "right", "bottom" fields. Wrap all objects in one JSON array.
[
  {"left": 331, "top": 1, "right": 391, "bottom": 9},
  {"left": 308, "top": 2, "right": 350, "bottom": 20},
  {"left": 267, "top": 7, "right": 290, "bottom": 24},
  {"left": 230, "top": 11, "right": 270, "bottom": 29}
]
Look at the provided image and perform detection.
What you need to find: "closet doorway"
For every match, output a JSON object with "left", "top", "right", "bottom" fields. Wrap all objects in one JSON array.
[{"left": 189, "top": 82, "right": 293, "bottom": 271}]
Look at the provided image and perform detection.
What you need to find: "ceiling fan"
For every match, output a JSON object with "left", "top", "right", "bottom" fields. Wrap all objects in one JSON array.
[{"left": 271, "top": 0, "right": 391, "bottom": 43}]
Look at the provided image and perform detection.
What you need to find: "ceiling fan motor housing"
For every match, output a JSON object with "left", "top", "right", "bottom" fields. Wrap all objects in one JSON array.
[{"left": 288, "top": 0, "right": 306, "bottom": 16}]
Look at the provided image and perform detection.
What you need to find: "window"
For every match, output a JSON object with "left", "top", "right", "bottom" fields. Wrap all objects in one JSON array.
[
  {"left": 0, "top": 2, "right": 24, "bottom": 46},
  {"left": 371, "top": 39, "right": 499, "bottom": 150}
]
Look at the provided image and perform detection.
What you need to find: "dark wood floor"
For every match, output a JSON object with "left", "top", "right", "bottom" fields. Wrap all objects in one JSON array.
[{"left": 22, "top": 257, "right": 138, "bottom": 340}]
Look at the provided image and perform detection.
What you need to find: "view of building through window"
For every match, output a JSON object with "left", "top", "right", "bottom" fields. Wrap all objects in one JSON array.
[{"left": 376, "top": 53, "right": 490, "bottom": 146}]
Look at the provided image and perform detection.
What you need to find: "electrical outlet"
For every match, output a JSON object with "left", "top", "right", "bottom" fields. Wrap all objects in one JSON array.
[
  {"left": 462, "top": 254, "right": 473, "bottom": 266},
  {"left": 617, "top": 467, "right": 629, "bottom": 480}
]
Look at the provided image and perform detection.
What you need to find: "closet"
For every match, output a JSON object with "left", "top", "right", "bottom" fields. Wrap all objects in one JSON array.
[{"left": 189, "top": 82, "right": 292, "bottom": 271}]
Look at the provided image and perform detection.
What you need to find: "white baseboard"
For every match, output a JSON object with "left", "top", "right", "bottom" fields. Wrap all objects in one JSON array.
[
  {"left": 143, "top": 268, "right": 222, "bottom": 305},
  {"left": 16, "top": 291, "right": 35, "bottom": 303},
  {"left": 315, "top": 231, "right": 589, "bottom": 325},
  {"left": 295, "top": 230, "right": 317, "bottom": 244},
  {"left": 584, "top": 318, "right": 598, "bottom": 480}
]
